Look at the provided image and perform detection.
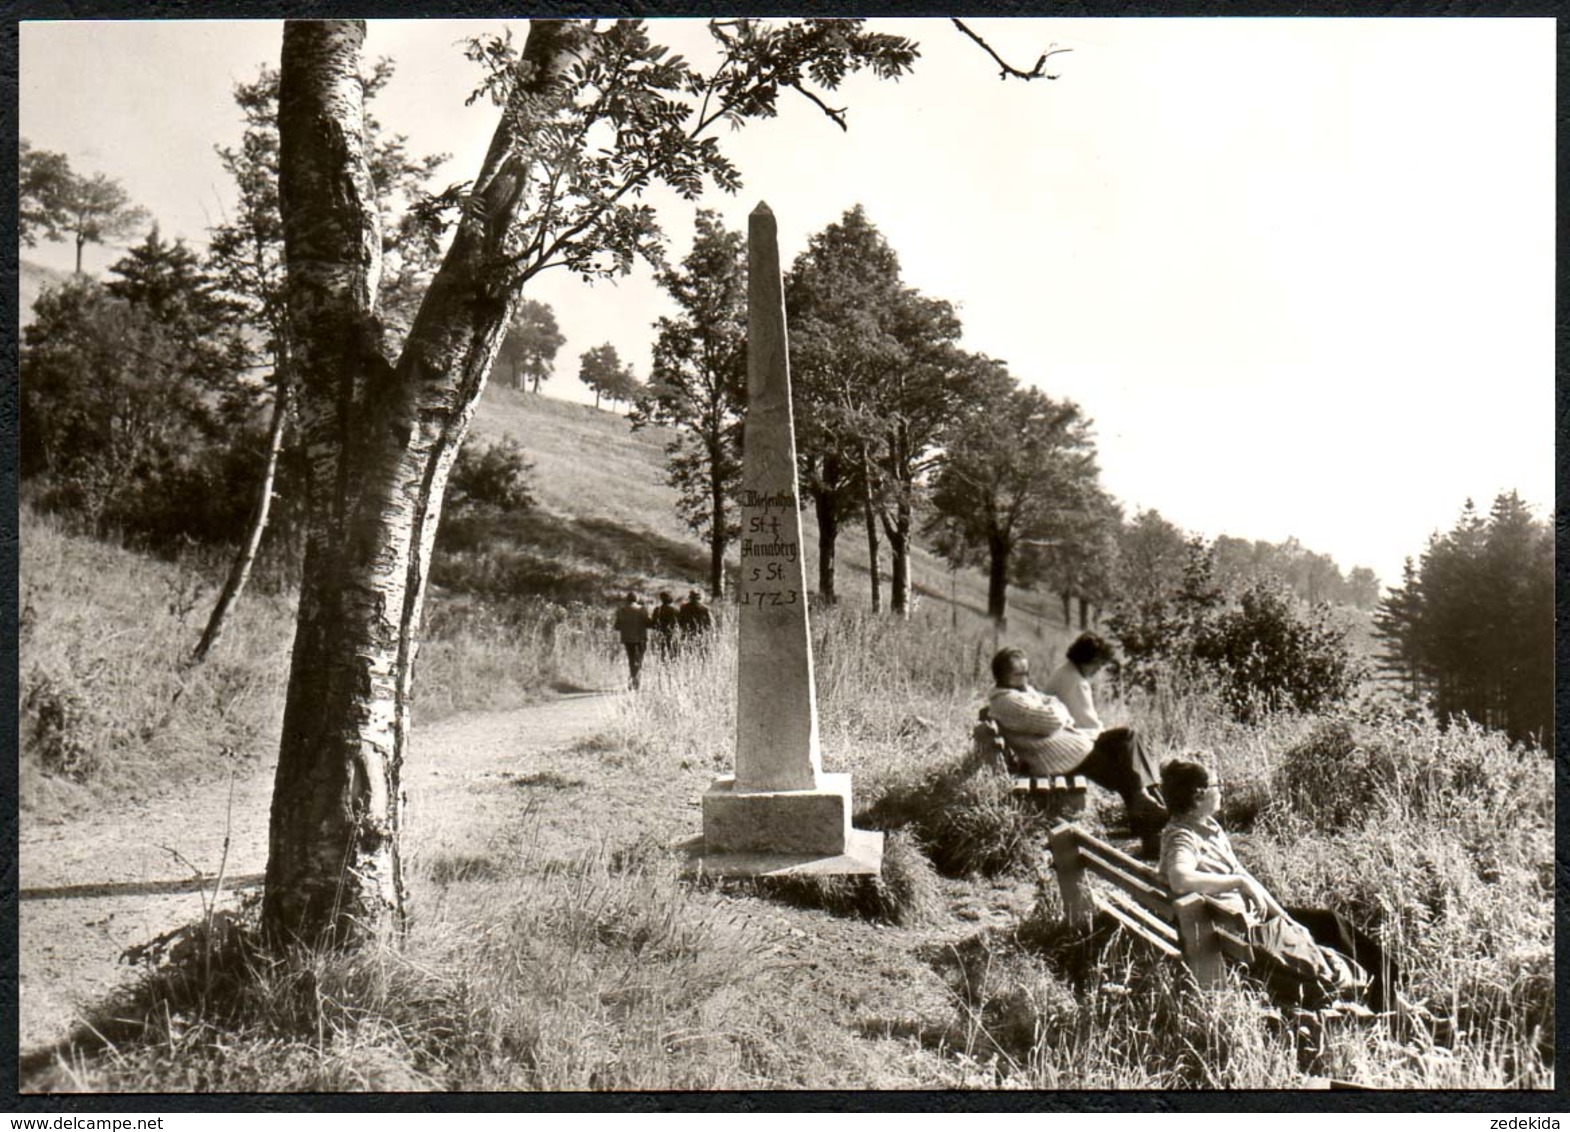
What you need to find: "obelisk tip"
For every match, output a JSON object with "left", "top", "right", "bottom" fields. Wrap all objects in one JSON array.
[{"left": 751, "top": 201, "right": 773, "bottom": 216}]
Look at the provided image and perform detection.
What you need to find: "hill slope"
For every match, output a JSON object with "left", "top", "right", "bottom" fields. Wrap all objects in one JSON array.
[{"left": 468, "top": 382, "right": 1070, "bottom": 636}]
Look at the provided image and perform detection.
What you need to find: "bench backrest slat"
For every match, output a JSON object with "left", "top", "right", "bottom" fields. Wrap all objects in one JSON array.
[
  {"left": 1050, "top": 820, "right": 1229, "bottom": 987},
  {"left": 1075, "top": 834, "right": 1165, "bottom": 887},
  {"left": 1095, "top": 885, "right": 1183, "bottom": 958},
  {"left": 1078, "top": 846, "right": 1182, "bottom": 925}
]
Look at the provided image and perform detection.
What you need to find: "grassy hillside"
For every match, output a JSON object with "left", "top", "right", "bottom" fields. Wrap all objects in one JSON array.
[
  {"left": 17, "top": 505, "right": 619, "bottom": 820},
  {"left": 469, "top": 382, "right": 1070, "bottom": 642}
]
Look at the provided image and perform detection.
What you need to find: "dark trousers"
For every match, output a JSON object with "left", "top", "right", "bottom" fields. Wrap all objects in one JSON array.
[
  {"left": 1284, "top": 906, "right": 1400, "bottom": 1013},
  {"left": 1075, "top": 727, "right": 1164, "bottom": 828},
  {"left": 622, "top": 641, "right": 647, "bottom": 689}
]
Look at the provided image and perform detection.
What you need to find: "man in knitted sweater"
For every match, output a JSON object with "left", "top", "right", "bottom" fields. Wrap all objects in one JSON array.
[{"left": 988, "top": 646, "right": 1167, "bottom": 850}]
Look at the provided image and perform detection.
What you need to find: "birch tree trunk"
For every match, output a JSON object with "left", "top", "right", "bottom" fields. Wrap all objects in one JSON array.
[
  {"left": 193, "top": 368, "right": 290, "bottom": 663},
  {"left": 264, "top": 18, "right": 584, "bottom": 947}
]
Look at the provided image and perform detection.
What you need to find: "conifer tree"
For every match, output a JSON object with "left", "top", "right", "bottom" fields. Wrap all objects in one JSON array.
[{"left": 1373, "top": 494, "right": 1551, "bottom": 748}]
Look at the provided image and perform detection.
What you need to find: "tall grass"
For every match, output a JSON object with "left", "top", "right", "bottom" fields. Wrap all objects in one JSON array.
[
  {"left": 22, "top": 506, "right": 1552, "bottom": 1090},
  {"left": 586, "top": 604, "right": 1555, "bottom": 1090},
  {"left": 26, "top": 835, "right": 960, "bottom": 1091},
  {"left": 19, "top": 506, "right": 622, "bottom": 817},
  {"left": 20, "top": 509, "right": 294, "bottom": 816},
  {"left": 596, "top": 602, "right": 1064, "bottom": 790}
]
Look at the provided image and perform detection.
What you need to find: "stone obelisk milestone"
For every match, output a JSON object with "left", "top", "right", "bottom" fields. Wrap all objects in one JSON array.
[
  {"left": 698, "top": 203, "right": 881, "bottom": 873},
  {"left": 733, "top": 203, "right": 821, "bottom": 793}
]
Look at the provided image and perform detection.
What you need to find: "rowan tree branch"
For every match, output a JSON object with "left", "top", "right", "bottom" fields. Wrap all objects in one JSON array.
[
  {"left": 788, "top": 82, "right": 849, "bottom": 130},
  {"left": 952, "top": 19, "right": 1072, "bottom": 81}
]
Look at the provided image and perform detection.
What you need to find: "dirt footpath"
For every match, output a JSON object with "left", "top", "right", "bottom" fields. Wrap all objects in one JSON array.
[{"left": 17, "top": 693, "right": 617, "bottom": 1054}]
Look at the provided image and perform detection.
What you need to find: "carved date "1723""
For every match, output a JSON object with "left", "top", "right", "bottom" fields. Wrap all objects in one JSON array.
[{"left": 739, "top": 589, "right": 798, "bottom": 606}]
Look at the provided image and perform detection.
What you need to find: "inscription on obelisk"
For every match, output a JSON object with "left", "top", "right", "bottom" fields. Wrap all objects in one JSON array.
[{"left": 734, "top": 201, "right": 822, "bottom": 793}]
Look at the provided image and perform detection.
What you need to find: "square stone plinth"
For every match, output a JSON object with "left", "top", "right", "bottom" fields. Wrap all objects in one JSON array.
[
  {"left": 677, "top": 828, "right": 885, "bottom": 878},
  {"left": 702, "top": 772, "right": 852, "bottom": 856}
]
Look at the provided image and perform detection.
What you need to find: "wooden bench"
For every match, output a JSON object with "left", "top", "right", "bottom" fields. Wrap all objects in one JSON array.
[
  {"left": 972, "top": 710, "right": 1089, "bottom": 817},
  {"left": 1050, "top": 821, "right": 1385, "bottom": 1088},
  {"left": 1047, "top": 820, "right": 1255, "bottom": 988}
]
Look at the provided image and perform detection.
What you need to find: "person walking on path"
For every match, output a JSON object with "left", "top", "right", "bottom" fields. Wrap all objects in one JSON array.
[
  {"left": 678, "top": 589, "right": 713, "bottom": 641},
  {"left": 651, "top": 591, "right": 681, "bottom": 660},
  {"left": 613, "top": 592, "right": 651, "bottom": 690}
]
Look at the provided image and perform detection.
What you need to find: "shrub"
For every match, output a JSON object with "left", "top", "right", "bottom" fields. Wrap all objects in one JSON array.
[
  {"left": 1272, "top": 709, "right": 1547, "bottom": 835},
  {"left": 1109, "top": 544, "right": 1366, "bottom": 724},
  {"left": 1190, "top": 582, "right": 1366, "bottom": 722},
  {"left": 445, "top": 433, "right": 534, "bottom": 516},
  {"left": 860, "top": 759, "right": 1053, "bottom": 879},
  {"left": 23, "top": 670, "right": 101, "bottom": 782}
]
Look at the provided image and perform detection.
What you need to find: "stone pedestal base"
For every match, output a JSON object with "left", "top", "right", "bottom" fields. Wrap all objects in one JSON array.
[
  {"left": 677, "top": 828, "right": 885, "bottom": 878},
  {"left": 702, "top": 772, "right": 853, "bottom": 855},
  {"left": 690, "top": 772, "right": 884, "bottom": 877}
]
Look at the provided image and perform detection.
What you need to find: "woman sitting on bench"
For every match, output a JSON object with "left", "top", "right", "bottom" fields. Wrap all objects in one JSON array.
[{"left": 1158, "top": 755, "right": 1398, "bottom": 1012}]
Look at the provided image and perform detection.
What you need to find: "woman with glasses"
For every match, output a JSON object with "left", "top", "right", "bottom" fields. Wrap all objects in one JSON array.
[{"left": 1158, "top": 755, "right": 1398, "bottom": 1012}]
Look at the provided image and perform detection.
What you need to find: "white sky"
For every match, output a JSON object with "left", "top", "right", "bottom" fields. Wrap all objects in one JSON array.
[{"left": 18, "top": 17, "right": 1555, "bottom": 588}]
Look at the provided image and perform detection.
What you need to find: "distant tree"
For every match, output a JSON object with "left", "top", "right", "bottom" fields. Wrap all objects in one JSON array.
[
  {"left": 1208, "top": 534, "right": 1258, "bottom": 595},
  {"left": 631, "top": 209, "right": 747, "bottom": 598},
  {"left": 495, "top": 299, "right": 566, "bottom": 393},
  {"left": 607, "top": 363, "right": 644, "bottom": 410},
  {"left": 1415, "top": 499, "right": 1490, "bottom": 726},
  {"left": 788, "top": 206, "right": 976, "bottom": 615},
  {"left": 1478, "top": 491, "right": 1552, "bottom": 744},
  {"left": 1115, "top": 508, "right": 1190, "bottom": 607},
  {"left": 1025, "top": 484, "right": 1122, "bottom": 630},
  {"left": 20, "top": 237, "right": 252, "bottom": 545},
  {"left": 1344, "top": 565, "right": 1380, "bottom": 611},
  {"left": 19, "top": 139, "right": 75, "bottom": 249},
  {"left": 1372, "top": 557, "right": 1425, "bottom": 696},
  {"left": 872, "top": 289, "right": 978, "bottom": 617},
  {"left": 578, "top": 343, "right": 635, "bottom": 410},
  {"left": 21, "top": 278, "right": 143, "bottom": 487},
  {"left": 1377, "top": 493, "right": 1552, "bottom": 748},
  {"left": 1299, "top": 549, "right": 1344, "bottom": 606},
  {"left": 51, "top": 168, "right": 152, "bottom": 275},
  {"left": 787, "top": 206, "right": 903, "bottom": 611},
  {"left": 107, "top": 226, "right": 231, "bottom": 333},
  {"left": 926, "top": 378, "right": 1102, "bottom": 624},
  {"left": 1105, "top": 535, "right": 1224, "bottom": 693}
]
